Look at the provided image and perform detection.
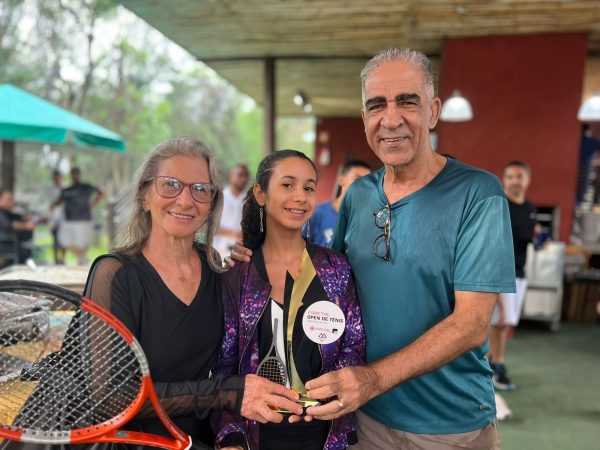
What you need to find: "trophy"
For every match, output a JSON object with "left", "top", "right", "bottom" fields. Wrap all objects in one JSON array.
[
  {"left": 255, "top": 246, "right": 347, "bottom": 414},
  {"left": 256, "top": 317, "right": 320, "bottom": 413}
]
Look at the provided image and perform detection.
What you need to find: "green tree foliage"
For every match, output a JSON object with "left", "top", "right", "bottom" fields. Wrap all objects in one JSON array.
[
  {"left": 1, "top": 0, "right": 313, "bottom": 199},
  {"left": 0, "top": 0, "right": 28, "bottom": 84}
]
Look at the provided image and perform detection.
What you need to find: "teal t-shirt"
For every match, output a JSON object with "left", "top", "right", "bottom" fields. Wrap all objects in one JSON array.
[{"left": 332, "top": 158, "right": 515, "bottom": 434}]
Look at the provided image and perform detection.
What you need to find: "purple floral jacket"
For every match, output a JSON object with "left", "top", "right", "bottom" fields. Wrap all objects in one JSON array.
[{"left": 213, "top": 243, "right": 366, "bottom": 450}]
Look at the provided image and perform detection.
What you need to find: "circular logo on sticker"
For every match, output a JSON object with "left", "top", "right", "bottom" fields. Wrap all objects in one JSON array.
[{"left": 302, "top": 300, "right": 346, "bottom": 344}]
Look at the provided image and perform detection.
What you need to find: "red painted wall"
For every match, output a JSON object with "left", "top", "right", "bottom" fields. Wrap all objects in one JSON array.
[
  {"left": 437, "top": 33, "right": 588, "bottom": 242},
  {"left": 314, "top": 117, "right": 379, "bottom": 203}
]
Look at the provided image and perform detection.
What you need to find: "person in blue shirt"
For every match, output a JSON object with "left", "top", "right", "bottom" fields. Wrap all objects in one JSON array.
[
  {"left": 306, "top": 160, "right": 370, "bottom": 247},
  {"left": 301, "top": 48, "right": 515, "bottom": 449}
]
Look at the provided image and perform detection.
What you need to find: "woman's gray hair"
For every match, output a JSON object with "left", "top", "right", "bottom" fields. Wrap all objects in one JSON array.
[
  {"left": 360, "top": 48, "right": 435, "bottom": 104},
  {"left": 115, "top": 137, "right": 225, "bottom": 273}
]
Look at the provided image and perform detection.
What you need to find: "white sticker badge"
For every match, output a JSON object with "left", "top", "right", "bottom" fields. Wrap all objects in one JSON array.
[{"left": 302, "top": 301, "right": 346, "bottom": 344}]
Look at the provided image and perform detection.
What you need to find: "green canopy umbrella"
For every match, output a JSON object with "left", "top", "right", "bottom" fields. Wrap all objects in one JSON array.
[{"left": 0, "top": 83, "right": 126, "bottom": 191}]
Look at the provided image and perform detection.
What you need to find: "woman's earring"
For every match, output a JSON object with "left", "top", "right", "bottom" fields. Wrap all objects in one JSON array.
[
  {"left": 306, "top": 219, "right": 311, "bottom": 240},
  {"left": 259, "top": 206, "right": 264, "bottom": 233}
]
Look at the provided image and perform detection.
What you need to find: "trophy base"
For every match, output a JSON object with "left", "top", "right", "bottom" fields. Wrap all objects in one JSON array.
[{"left": 271, "top": 394, "right": 321, "bottom": 415}]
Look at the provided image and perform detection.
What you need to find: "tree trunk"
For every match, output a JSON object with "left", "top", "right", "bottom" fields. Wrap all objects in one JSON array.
[{"left": 2, "top": 140, "right": 16, "bottom": 192}]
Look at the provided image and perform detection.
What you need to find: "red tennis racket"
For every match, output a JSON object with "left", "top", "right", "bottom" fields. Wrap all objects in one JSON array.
[{"left": 0, "top": 279, "right": 210, "bottom": 449}]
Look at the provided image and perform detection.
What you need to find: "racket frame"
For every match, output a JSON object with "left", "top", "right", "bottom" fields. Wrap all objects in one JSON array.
[{"left": 0, "top": 280, "right": 193, "bottom": 450}]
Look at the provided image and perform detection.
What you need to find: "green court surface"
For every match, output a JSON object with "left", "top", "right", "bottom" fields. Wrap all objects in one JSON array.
[{"left": 497, "top": 322, "right": 600, "bottom": 450}]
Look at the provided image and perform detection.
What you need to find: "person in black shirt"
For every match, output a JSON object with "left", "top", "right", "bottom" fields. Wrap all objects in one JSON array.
[
  {"left": 52, "top": 167, "right": 104, "bottom": 265},
  {"left": 82, "top": 138, "right": 302, "bottom": 449},
  {"left": 489, "top": 161, "right": 540, "bottom": 391}
]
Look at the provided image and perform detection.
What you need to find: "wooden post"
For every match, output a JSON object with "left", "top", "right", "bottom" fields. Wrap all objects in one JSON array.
[
  {"left": 106, "top": 197, "right": 116, "bottom": 249},
  {"left": 264, "top": 57, "right": 276, "bottom": 154},
  {"left": 1, "top": 140, "right": 15, "bottom": 192}
]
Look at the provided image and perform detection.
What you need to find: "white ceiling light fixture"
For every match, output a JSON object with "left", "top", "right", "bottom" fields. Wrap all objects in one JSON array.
[
  {"left": 293, "top": 91, "right": 306, "bottom": 107},
  {"left": 578, "top": 92, "right": 600, "bottom": 122},
  {"left": 293, "top": 90, "right": 313, "bottom": 114},
  {"left": 440, "top": 90, "right": 473, "bottom": 122}
]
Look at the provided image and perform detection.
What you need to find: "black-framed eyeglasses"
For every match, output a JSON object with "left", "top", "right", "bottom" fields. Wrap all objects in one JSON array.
[
  {"left": 149, "top": 176, "right": 217, "bottom": 203},
  {"left": 373, "top": 204, "right": 391, "bottom": 261}
]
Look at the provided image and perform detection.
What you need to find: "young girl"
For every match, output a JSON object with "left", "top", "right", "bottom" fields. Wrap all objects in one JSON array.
[{"left": 213, "top": 150, "right": 365, "bottom": 450}]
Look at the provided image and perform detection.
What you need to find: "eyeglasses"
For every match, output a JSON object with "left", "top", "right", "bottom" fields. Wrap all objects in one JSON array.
[
  {"left": 149, "top": 176, "right": 217, "bottom": 203},
  {"left": 373, "top": 204, "right": 391, "bottom": 261}
]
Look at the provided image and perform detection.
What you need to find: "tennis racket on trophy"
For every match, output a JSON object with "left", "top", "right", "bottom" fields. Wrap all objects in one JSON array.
[
  {"left": 0, "top": 280, "right": 209, "bottom": 449},
  {"left": 255, "top": 317, "right": 320, "bottom": 413},
  {"left": 256, "top": 317, "right": 289, "bottom": 388}
]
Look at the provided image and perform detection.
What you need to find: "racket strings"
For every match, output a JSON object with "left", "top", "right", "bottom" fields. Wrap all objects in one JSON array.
[
  {"left": 257, "top": 357, "right": 288, "bottom": 386},
  {"left": 0, "top": 291, "right": 143, "bottom": 433},
  {"left": 22, "top": 312, "right": 141, "bottom": 429}
]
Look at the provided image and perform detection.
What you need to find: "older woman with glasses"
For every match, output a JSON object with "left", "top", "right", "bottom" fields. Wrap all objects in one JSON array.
[{"left": 83, "top": 138, "right": 303, "bottom": 449}]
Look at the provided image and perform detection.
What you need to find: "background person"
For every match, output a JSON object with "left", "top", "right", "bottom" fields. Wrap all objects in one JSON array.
[
  {"left": 84, "top": 138, "right": 302, "bottom": 449},
  {"left": 306, "top": 160, "right": 370, "bottom": 247},
  {"left": 489, "top": 160, "right": 541, "bottom": 391},
  {"left": 214, "top": 150, "right": 365, "bottom": 450},
  {"left": 0, "top": 189, "right": 35, "bottom": 266},
  {"left": 53, "top": 167, "right": 104, "bottom": 265},
  {"left": 213, "top": 164, "right": 250, "bottom": 259}
]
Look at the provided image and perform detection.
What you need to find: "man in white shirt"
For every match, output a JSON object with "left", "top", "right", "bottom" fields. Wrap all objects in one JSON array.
[{"left": 214, "top": 164, "right": 249, "bottom": 259}]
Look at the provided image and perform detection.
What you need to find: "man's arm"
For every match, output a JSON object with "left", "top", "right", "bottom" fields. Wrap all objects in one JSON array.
[
  {"left": 306, "top": 290, "right": 497, "bottom": 420},
  {"left": 10, "top": 217, "right": 34, "bottom": 232},
  {"left": 50, "top": 191, "right": 64, "bottom": 209},
  {"left": 494, "top": 294, "right": 505, "bottom": 327}
]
